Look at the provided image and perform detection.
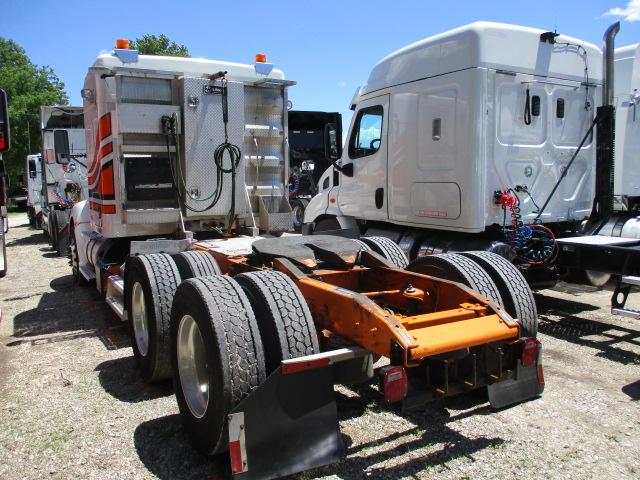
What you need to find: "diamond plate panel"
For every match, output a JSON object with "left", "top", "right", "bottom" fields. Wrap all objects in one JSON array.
[
  {"left": 182, "top": 77, "right": 246, "bottom": 218},
  {"left": 243, "top": 85, "right": 287, "bottom": 207}
]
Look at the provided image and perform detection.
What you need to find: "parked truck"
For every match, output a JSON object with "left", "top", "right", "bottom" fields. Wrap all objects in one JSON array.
[
  {"left": 25, "top": 153, "right": 43, "bottom": 228},
  {"left": 40, "top": 106, "right": 87, "bottom": 255},
  {"left": 70, "top": 39, "right": 543, "bottom": 479},
  {"left": 303, "top": 22, "right": 612, "bottom": 290},
  {"left": 288, "top": 110, "right": 341, "bottom": 230},
  {"left": 0, "top": 89, "right": 10, "bottom": 277}
]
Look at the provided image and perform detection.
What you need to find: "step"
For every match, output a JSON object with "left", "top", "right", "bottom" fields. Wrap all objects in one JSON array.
[
  {"left": 611, "top": 307, "right": 640, "bottom": 320},
  {"left": 621, "top": 275, "right": 640, "bottom": 287},
  {"left": 105, "top": 275, "right": 126, "bottom": 321},
  {"left": 108, "top": 275, "right": 124, "bottom": 295}
]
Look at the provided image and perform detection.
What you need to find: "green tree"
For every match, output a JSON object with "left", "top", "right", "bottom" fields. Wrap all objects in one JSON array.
[
  {"left": 0, "top": 38, "right": 68, "bottom": 195},
  {"left": 130, "top": 34, "right": 190, "bottom": 57}
]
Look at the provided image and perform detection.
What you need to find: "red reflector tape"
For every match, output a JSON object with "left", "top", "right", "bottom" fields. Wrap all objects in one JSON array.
[
  {"left": 282, "top": 357, "right": 330, "bottom": 374},
  {"left": 228, "top": 412, "right": 247, "bottom": 474},
  {"left": 537, "top": 364, "right": 545, "bottom": 387},
  {"left": 521, "top": 337, "right": 539, "bottom": 368},
  {"left": 229, "top": 441, "right": 243, "bottom": 475}
]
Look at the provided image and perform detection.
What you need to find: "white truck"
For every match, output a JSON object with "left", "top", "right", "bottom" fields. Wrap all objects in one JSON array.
[
  {"left": 25, "top": 153, "right": 42, "bottom": 228},
  {"left": 71, "top": 44, "right": 294, "bottom": 289},
  {"left": 69, "top": 41, "right": 546, "bottom": 480},
  {"left": 40, "top": 106, "right": 88, "bottom": 255},
  {"left": 303, "top": 21, "right": 609, "bottom": 289}
]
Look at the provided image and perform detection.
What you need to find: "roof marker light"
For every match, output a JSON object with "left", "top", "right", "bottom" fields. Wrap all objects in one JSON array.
[
  {"left": 115, "top": 39, "right": 130, "bottom": 50},
  {"left": 255, "top": 53, "right": 267, "bottom": 63}
]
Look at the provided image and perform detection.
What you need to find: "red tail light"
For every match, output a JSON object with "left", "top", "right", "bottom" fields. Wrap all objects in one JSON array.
[
  {"left": 521, "top": 337, "right": 540, "bottom": 367},
  {"left": 0, "top": 132, "right": 5, "bottom": 150},
  {"left": 382, "top": 366, "right": 408, "bottom": 404}
]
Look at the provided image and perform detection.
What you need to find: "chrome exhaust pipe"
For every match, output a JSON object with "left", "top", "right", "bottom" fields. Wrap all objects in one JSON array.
[{"left": 603, "top": 22, "right": 620, "bottom": 107}]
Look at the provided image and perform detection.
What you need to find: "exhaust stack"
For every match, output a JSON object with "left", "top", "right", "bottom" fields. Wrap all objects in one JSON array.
[
  {"left": 588, "top": 22, "right": 620, "bottom": 232},
  {"left": 603, "top": 22, "right": 620, "bottom": 107}
]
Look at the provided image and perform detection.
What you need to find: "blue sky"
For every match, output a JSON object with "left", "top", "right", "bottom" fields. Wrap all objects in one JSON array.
[{"left": 2, "top": 0, "right": 640, "bottom": 129}]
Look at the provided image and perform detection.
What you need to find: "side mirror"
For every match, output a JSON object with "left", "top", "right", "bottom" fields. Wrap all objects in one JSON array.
[
  {"left": 324, "top": 122, "right": 353, "bottom": 177},
  {"left": 54, "top": 130, "right": 70, "bottom": 163},
  {"left": 0, "top": 89, "right": 10, "bottom": 153},
  {"left": 28, "top": 159, "right": 37, "bottom": 178},
  {"left": 324, "top": 123, "right": 341, "bottom": 163},
  {"left": 341, "top": 163, "right": 354, "bottom": 177}
]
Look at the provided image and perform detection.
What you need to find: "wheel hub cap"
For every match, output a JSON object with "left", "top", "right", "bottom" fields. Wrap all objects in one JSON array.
[
  {"left": 131, "top": 282, "right": 150, "bottom": 357},
  {"left": 177, "top": 315, "right": 209, "bottom": 418}
]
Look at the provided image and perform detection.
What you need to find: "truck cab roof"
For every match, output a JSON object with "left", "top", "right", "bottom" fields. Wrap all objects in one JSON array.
[{"left": 361, "top": 21, "right": 602, "bottom": 96}]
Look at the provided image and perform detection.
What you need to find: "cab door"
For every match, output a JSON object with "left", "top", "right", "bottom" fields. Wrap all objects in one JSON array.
[{"left": 337, "top": 95, "right": 389, "bottom": 221}]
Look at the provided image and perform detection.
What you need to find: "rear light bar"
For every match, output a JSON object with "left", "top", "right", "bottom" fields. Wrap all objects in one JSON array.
[{"left": 381, "top": 366, "right": 408, "bottom": 404}]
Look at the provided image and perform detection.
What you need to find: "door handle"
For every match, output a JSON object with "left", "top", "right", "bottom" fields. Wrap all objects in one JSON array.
[{"left": 375, "top": 188, "right": 384, "bottom": 209}]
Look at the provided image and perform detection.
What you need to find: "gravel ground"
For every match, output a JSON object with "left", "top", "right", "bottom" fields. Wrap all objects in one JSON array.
[{"left": 0, "top": 212, "right": 638, "bottom": 480}]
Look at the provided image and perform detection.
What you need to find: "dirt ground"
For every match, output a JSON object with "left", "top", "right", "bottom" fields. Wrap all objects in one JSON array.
[{"left": 0, "top": 212, "right": 638, "bottom": 480}]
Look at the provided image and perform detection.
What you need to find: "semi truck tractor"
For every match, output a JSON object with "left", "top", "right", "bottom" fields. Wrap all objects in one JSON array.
[
  {"left": 288, "top": 110, "right": 341, "bottom": 230},
  {"left": 25, "top": 153, "right": 42, "bottom": 228},
  {"left": 303, "top": 21, "right": 614, "bottom": 290},
  {"left": 70, "top": 39, "right": 544, "bottom": 479},
  {"left": 40, "top": 106, "right": 88, "bottom": 255}
]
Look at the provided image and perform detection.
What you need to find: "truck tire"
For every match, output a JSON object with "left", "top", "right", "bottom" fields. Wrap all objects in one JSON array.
[
  {"left": 54, "top": 209, "right": 70, "bottom": 257},
  {"left": 235, "top": 271, "right": 320, "bottom": 374},
  {"left": 125, "top": 253, "right": 181, "bottom": 382},
  {"left": 460, "top": 251, "right": 538, "bottom": 337},
  {"left": 28, "top": 207, "right": 35, "bottom": 227},
  {"left": 291, "top": 198, "right": 308, "bottom": 232},
  {"left": 0, "top": 221, "right": 6, "bottom": 278},
  {"left": 360, "top": 236, "right": 408, "bottom": 269},
  {"left": 313, "top": 217, "right": 341, "bottom": 233},
  {"left": 49, "top": 212, "right": 59, "bottom": 252},
  {"left": 172, "top": 250, "right": 222, "bottom": 280},
  {"left": 170, "top": 276, "right": 266, "bottom": 455},
  {"left": 353, "top": 238, "right": 372, "bottom": 252},
  {"left": 406, "top": 253, "right": 503, "bottom": 305}
]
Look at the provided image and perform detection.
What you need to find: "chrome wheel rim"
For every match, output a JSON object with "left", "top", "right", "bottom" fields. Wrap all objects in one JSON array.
[
  {"left": 131, "top": 282, "right": 150, "bottom": 357},
  {"left": 177, "top": 315, "right": 209, "bottom": 418}
]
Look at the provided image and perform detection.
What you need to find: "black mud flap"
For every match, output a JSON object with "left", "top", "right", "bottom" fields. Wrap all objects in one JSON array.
[
  {"left": 487, "top": 360, "right": 544, "bottom": 409},
  {"left": 228, "top": 364, "right": 343, "bottom": 480}
]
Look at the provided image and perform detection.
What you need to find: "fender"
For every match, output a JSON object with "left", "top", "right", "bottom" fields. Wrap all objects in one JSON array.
[{"left": 70, "top": 200, "right": 95, "bottom": 281}]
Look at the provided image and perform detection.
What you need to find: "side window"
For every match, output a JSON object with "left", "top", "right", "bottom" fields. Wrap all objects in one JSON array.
[{"left": 348, "top": 105, "right": 383, "bottom": 159}]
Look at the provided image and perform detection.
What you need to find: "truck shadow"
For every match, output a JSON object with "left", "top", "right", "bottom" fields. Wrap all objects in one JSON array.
[
  {"left": 134, "top": 385, "right": 501, "bottom": 480},
  {"left": 6, "top": 231, "right": 49, "bottom": 247},
  {"left": 8, "top": 275, "right": 125, "bottom": 346},
  {"left": 134, "top": 414, "right": 227, "bottom": 480},
  {"left": 535, "top": 294, "right": 640, "bottom": 365},
  {"left": 622, "top": 380, "right": 640, "bottom": 400},
  {"left": 95, "top": 356, "right": 173, "bottom": 403}
]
